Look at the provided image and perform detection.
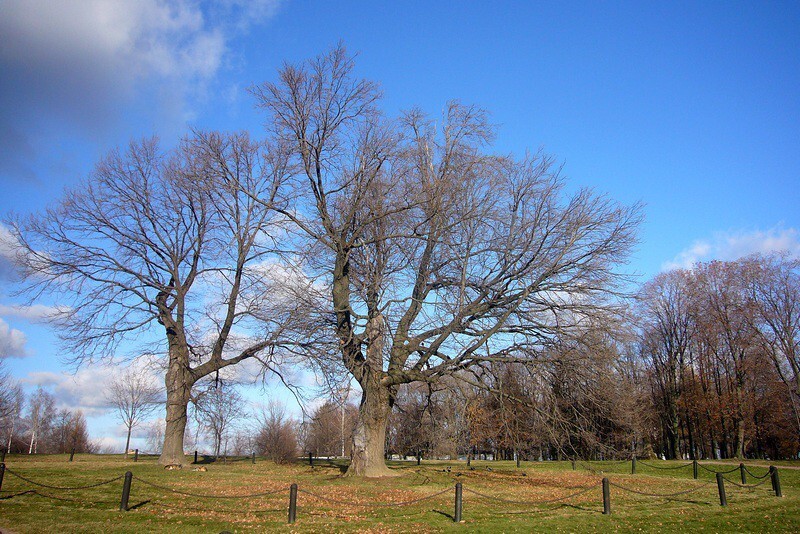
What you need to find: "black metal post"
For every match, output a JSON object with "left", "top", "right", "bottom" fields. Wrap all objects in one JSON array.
[
  {"left": 771, "top": 466, "right": 782, "bottom": 497},
  {"left": 602, "top": 477, "right": 611, "bottom": 514},
  {"left": 252, "top": 451, "right": 256, "bottom": 464},
  {"left": 516, "top": 453, "right": 520, "bottom": 468},
  {"left": 571, "top": 459, "right": 576, "bottom": 471},
  {"left": 134, "top": 449, "right": 138, "bottom": 462},
  {"left": 194, "top": 450, "right": 198, "bottom": 464},
  {"left": 288, "top": 483, "right": 297, "bottom": 523},
  {"left": 0, "top": 463, "right": 5, "bottom": 493},
  {"left": 119, "top": 471, "right": 133, "bottom": 511},
  {"left": 454, "top": 482, "right": 463, "bottom": 522},
  {"left": 308, "top": 452, "right": 313, "bottom": 467},
  {"left": 467, "top": 453, "right": 471, "bottom": 467},
  {"left": 716, "top": 472, "right": 727, "bottom": 506},
  {"left": 631, "top": 457, "right": 636, "bottom": 474},
  {"left": 739, "top": 463, "right": 746, "bottom": 484},
  {"left": 417, "top": 451, "right": 421, "bottom": 466},
  {"left": 69, "top": 448, "right": 75, "bottom": 462},
  {"left": 693, "top": 459, "right": 698, "bottom": 479}
]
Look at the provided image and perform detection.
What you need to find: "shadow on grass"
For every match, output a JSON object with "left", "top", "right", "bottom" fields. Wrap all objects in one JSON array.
[
  {"left": 431, "top": 508, "right": 455, "bottom": 521},
  {"left": 127, "top": 500, "right": 151, "bottom": 510}
]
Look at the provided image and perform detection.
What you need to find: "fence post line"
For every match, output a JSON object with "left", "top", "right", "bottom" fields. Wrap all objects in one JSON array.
[
  {"left": 770, "top": 466, "right": 782, "bottom": 497},
  {"left": 252, "top": 451, "right": 256, "bottom": 464},
  {"left": 739, "top": 463, "right": 746, "bottom": 484},
  {"left": 308, "top": 452, "right": 313, "bottom": 467},
  {"left": 716, "top": 472, "right": 727, "bottom": 506},
  {"left": 631, "top": 457, "right": 636, "bottom": 474},
  {"left": 69, "top": 448, "right": 75, "bottom": 462},
  {"left": 693, "top": 459, "right": 698, "bottom": 479},
  {"left": 194, "top": 450, "right": 198, "bottom": 464},
  {"left": 602, "top": 477, "right": 611, "bottom": 514},
  {"left": 134, "top": 449, "right": 138, "bottom": 463},
  {"left": 0, "top": 462, "right": 5, "bottom": 493},
  {"left": 467, "top": 453, "right": 471, "bottom": 467},
  {"left": 454, "top": 482, "right": 463, "bottom": 522},
  {"left": 288, "top": 483, "right": 298, "bottom": 523},
  {"left": 571, "top": 459, "right": 576, "bottom": 471},
  {"left": 119, "top": 471, "right": 133, "bottom": 511}
]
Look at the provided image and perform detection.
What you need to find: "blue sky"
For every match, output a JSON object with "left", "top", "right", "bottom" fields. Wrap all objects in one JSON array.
[{"left": 1, "top": 0, "right": 798, "bottom": 450}]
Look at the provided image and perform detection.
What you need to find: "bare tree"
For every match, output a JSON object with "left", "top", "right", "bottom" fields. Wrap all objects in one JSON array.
[
  {"left": 0, "top": 361, "right": 24, "bottom": 453},
  {"left": 9, "top": 132, "right": 304, "bottom": 465},
  {"left": 255, "top": 400, "right": 298, "bottom": 464},
  {"left": 745, "top": 253, "right": 800, "bottom": 434},
  {"left": 252, "top": 46, "right": 641, "bottom": 476},
  {"left": 637, "top": 269, "right": 695, "bottom": 459},
  {"left": 26, "top": 387, "right": 56, "bottom": 454},
  {"left": 106, "top": 367, "right": 163, "bottom": 456},
  {"left": 194, "top": 381, "right": 245, "bottom": 457}
]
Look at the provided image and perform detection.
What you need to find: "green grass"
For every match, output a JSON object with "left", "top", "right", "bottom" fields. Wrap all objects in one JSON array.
[{"left": 1, "top": 454, "right": 798, "bottom": 532}]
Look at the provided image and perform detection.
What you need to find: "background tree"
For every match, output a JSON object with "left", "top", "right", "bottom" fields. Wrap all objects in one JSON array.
[
  {"left": 252, "top": 46, "right": 641, "bottom": 475},
  {"left": 0, "top": 361, "right": 24, "bottom": 453},
  {"left": 10, "top": 132, "right": 305, "bottom": 465},
  {"left": 106, "top": 367, "right": 162, "bottom": 456},
  {"left": 255, "top": 401, "right": 299, "bottom": 464},
  {"left": 25, "top": 387, "right": 55, "bottom": 454},
  {"left": 305, "top": 400, "right": 357, "bottom": 457},
  {"left": 194, "top": 381, "right": 245, "bottom": 457}
]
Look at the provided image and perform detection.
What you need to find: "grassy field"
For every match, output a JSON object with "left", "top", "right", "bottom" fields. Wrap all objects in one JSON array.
[{"left": 0, "top": 453, "right": 798, "bottom": 533}]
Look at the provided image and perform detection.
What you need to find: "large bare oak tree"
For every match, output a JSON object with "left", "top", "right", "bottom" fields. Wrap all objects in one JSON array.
[
  {"left": 9, "top": 132, "right": 301, "bottom": 465},
  {"left": 252, "top": 47, "right": 641, "bottom": 476}
]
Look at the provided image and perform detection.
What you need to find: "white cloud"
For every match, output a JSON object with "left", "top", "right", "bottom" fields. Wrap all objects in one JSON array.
[
  {"left": 0, "top": 318, "right": 28, "bottom": 358},
  {"left": 0, "top": 224, "right": 22, "bottom": 281},
  {"left": 0, "top": 0, "right": 280, "bottom": 181},
  {"left": 24, "top": 360, "right": 164, "bottom": 417},
  {"left": 663, "top": 227, "right": 800, "bottom": 270}
]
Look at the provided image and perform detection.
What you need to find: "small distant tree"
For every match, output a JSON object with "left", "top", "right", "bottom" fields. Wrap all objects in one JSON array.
[
  {"left": 145, "top": 419, "right": 165, "bottom": 455},
  {"left": 195, "top": 382, "right": 245, "bottom": 457},
  {"left": 26, "top": 387, "right": 56, "bottom": 454},
  {"left": 306, "top": 400, "right": 357, "bottom": 457},
  {"left": 106, "top": 368, "right": 163, "bottom": 456},
  {"left": 255, "top": 401, "right": 298, "bottom": 464},
  {"left": 0, "top": 361, "right": 24, "bottom": 453},
  {"left": 48, "top": 409, "right": 94, "bottom": 454}
]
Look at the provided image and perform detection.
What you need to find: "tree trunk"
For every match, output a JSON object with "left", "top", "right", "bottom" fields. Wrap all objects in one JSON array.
[
  {"left": 159, "top": 361, "right": 193, "bottom": 466},
  {"left": 124, "top": 425, "right": 132, "bottom": 456},
  {"left": 346, "top": 378, "right": 396, "bottom": 477}
]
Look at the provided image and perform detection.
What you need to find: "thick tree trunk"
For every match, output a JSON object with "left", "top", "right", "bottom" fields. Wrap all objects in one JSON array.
[
  {"left": 346, "top": 378, "right": 396, "bottom": 477},
  {"left": 159, "top": 361, "right": 193, "bottom": 466}
]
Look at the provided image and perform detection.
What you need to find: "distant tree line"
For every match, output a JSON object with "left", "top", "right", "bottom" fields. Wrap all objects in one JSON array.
[{"left": 0, "top": 376, "right": 94, "bottom": 455}]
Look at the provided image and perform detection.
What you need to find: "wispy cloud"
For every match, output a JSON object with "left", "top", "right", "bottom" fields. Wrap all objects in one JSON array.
[
  {"left": 663, "top": 226, "right": 800, "bottom": 270},
  {"left": 0, "top": 304, "right": 70, "bottom": 321}
]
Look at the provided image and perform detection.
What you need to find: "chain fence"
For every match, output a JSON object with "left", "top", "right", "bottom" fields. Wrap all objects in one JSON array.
[
  {"left": 638, "top": 461, "right": 693, "bottom": 470},
  {"left": 463, "top": 484, "right": 595, "bottom": 506},
  {"left": 721, "top": 475, "right": 772, "bottom": 489},
  {"left": 743, "top": 466, "right": 772, "bottom": 479},
  {"left": 698, "top": 463, "right": 741, "bottom": 475},
  {"left": 131, "top": 475, "right": 287, "bottom": 500},
  {"left": 4, "top": 467, "right": 123, "bottom": 490},
  {"left": 0, "top": 459, "right": 786, "bottom": 524},
  {"left": 297, "top": 486, "right": 451, "bottom": 507},
  {"left": 608, "top": 479, "right": 716, "bottom": 498}
]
